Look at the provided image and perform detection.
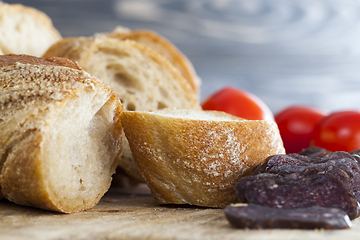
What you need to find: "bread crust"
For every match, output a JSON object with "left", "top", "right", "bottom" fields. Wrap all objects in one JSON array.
[
  {"left": 0, "top": 53, "right": 81, "bottom": 69},
  {"left": 0, "top": 54, "right": 124, "bottom": 213},
  {"left": 121, "top": 109, "right": 285, "bottom": 208}
]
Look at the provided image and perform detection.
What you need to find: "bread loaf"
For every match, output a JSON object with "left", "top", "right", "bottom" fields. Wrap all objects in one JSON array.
[
  {"left": 0, "top": 2, "right": 62, "bottom": 56},
  {"left": 105, "top": 27, "right": 201, "bottom": 94},
  {"left": 0, "top": 54, "right": 124, "bottom": 213},
  {"left": 120, "top": 109, "right": 285, "bottom": 208},
  {"left": 43, "top": 36, "right": 201, "bottom": 182}
]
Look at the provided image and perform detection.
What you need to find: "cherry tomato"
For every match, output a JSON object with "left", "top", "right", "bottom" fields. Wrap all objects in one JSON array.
[
  {"left": 312, "top": 110, "right": 360, "bottom": 152},
  {"left": 275, "top": 105, "right": 326, "bottom": 153},
  {"left": 201, "top": 87, "right": 273, "bottom": 120}
]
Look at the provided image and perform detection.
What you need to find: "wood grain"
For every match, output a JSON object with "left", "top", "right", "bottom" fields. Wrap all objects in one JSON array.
[{"left": 1, "top": 187, "right": 360, "bottom": 240}]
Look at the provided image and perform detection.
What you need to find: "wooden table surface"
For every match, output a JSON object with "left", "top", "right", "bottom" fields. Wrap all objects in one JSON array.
[{"left": 1, "top": 187, "right": 360, "bottom": 240}]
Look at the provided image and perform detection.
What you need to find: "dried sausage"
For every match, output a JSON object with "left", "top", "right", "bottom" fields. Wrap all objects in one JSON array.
[{"left": 225, "top": 203, "right": 352, "bottom": 229}]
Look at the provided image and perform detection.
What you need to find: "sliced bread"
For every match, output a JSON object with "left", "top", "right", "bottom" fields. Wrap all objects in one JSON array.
[
  {"left": 120, "top": 109, "right": 285, "bottom": 208},
  {"left": 0, "top": 54, "right": 124, "bottom": 213},
  {"left": 43, "top": 36, "right": 201, "bottom": 182}
]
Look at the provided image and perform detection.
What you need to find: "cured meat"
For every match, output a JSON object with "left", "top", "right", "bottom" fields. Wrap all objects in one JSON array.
[
  {"left": 252, "top": 150, "right": 360, "bottom": 203},
  {"left": 235, "top": 169, "right": 359, "bottom": 219},
  {"left": 298, "top": 146, "right": 331, "bottom": 158},
  {"left": 225, "top": 204, "right": 352, "bottom": 229},
  {"left": 232, "top": 147, "right": 360, "bottom": 228}
]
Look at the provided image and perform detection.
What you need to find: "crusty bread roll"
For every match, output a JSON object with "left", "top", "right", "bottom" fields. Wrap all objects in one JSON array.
[
  {"left": 43, "top": 36, "right": 201, "bottom": 182},
  {"left": 120, "top": 109, "right": 285, "bottom": 208},
  {"left": 0, "top": 54, "right": 124, "bottom": 213},
  {"left": 105, "top": 26, "right": 201, "bottom": 94},
  {"left": 0, "top": 2, "right": 62, "bottom": 56}
]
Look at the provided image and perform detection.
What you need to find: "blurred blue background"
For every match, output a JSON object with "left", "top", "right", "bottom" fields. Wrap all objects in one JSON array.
[{"left": 4, "top": 0, "right": 360, "bottom": 114}]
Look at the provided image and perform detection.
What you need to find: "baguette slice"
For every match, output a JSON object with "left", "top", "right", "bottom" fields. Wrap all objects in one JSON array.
[
  {"left": 0, "top": 2, "right": 62, "bottom": 56},
  {"left": 121, "top": 109, "right": 285, "bottom": 208},
  {"left": 105, "top": 27, "right": 201, "bottom": 94},
  {"left": 0, "top": 54, "right": 124, "bottom": 213},
  {"left": 43, "top": 36, "right": 201, "bottom": 182}
]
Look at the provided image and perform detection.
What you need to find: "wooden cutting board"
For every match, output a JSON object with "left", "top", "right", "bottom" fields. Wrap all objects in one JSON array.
[{"left": 1, "top": 186, "right": 360, "bottom": 240}]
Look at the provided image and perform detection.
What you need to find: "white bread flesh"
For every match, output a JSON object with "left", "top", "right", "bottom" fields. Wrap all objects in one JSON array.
[
  {"left": 0, "top": 54, "right": 124, "bottom": 213},
  {"left": 120, "top": 109, "right": 285, "bottom": 208},
  {"left": 105, "top": 27, "right": 201, "bottom": 94},
  {"left": 0, "top": 2, "right": 62, "bottom": 56}
]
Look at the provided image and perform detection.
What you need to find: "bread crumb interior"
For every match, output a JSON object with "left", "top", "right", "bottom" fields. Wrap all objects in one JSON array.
[{"left": 43, "top": 91, "right": 119, "bottom": 210}]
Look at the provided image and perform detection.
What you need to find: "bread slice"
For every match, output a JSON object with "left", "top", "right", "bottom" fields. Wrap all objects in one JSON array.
[
  {"left": 120, "top": 109, "right": 285, "bottom": 208},
  {"left": 105, "top": 27, "right": 201, "bottom": 94},
  {"left": 0, "top": 54, "right": 124, "bottom": 213},
  {"left": 0, "top": 2, "right": 62, "bottom": 56},
  {"left": 43, "top": 36, "right": 201, "bottom": 182}
]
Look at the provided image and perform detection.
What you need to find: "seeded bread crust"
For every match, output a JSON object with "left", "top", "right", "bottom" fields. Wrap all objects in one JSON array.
[
  {"left": 0, "top": 2, "right": 62, "bottom": 56},
  {"left": 121, "top": 109, "right": 285, "bottom": 208},
  {"left": 43, "top": 36, "right": 201, "bottom": 182},
  {"left": 0, "top": 54, "right": 124, "bottom": 213}
]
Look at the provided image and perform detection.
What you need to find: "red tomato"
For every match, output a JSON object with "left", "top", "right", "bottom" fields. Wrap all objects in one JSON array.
[
  {"left": 201, "top": 87, "right": 273, "bottom": 120},
  {"left": 312, "top": 110, "right": 360, "bottom": 152},
  {"left": 275, "top": 105, "right": 326, "bottom": 153}
]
